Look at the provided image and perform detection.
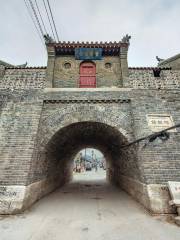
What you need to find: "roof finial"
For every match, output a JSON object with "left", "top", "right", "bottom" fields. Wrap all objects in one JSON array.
[
  {"left": 156, "top": 56, "right": 164, "bottom": 63},
  {"left": 44, "top": 34, "right": 55, "bottom": 44},
  {"left": 121, "top": 34, "right": 131, "bottom": 45}
]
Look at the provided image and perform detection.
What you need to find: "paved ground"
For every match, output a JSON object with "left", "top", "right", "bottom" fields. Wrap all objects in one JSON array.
[{"left": 0, "top": 169, "right": 179, "bottom": 240}]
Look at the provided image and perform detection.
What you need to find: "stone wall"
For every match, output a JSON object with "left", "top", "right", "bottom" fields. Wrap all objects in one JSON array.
[
  {"left": 1, "top": 67, "right": 180, "bottom": 90},
  {"left": 0, "top": 65, "right": 5, "bottom": 79},
  {"left": 53, "top": 56, "right": 122, "bottom": 88},
  {"left": 126, "top": 69, "right": 180, "bottom": 89},
  {"left": 0, "top": 68, "right": 46, "bottom": 89}
]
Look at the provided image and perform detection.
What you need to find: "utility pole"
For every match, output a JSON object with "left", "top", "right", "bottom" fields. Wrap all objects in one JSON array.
[{"left": 85, "top": 148, "right": 87, "bottom": 160}]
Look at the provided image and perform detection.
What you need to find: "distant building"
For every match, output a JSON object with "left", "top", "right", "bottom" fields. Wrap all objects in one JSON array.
[{"left": 157, "top": 53, "right": 180, "bottom": 70}]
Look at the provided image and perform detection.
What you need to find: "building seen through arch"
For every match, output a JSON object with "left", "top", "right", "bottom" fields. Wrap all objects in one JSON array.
[{"left": 73, "top": 148, "right": 105, "bottom": 173}]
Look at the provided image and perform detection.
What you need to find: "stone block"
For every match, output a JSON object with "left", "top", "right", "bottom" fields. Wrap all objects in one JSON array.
[{"left": 168, "top": 181, "right": 180, "bottom": 201}]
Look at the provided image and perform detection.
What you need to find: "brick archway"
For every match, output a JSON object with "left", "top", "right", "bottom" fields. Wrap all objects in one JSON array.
[
  {"left": 21, "top": 113, "right": 141, "bottom": 215},
  {"left": 38, "top": 104, "right": 134, "bottom": 148},
  {"left": 33, "top": 121, "right": 138, "bottom": 192}
]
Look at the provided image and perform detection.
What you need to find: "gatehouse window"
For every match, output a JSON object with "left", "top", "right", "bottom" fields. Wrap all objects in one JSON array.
[
  {"left": 64, "top": 62, "right": 71, "bottom": 69},
  {"left": 105, "top": 62, "right": 112, "bottom": 69}
]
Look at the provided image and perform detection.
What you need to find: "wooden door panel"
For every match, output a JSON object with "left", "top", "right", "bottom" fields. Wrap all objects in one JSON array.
[
  {"left": 80, "top": 76, "right": 96, "bottom": 87},
  {"left": 81, "top": 66, "right": 95, "bottom": 75},
  {"left": 79, "top": 62, "right": 96, "bottom": 88}
]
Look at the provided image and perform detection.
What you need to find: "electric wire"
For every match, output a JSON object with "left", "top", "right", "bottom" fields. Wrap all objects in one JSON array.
[
  {"left": 34, "top": 0, "right": 48, "bottom": 35},
  {"left": 46, "top": 0, "right": 60, "bottom": 42},
  {"left": 42, "top": 0, "right": 56, "bottom": 41},
  {"left": 121, "top": 123, "right": 180, "bottom": 148},
  {"left": 24, "top": 0, "right": 44, "bottom": 45},
  {"left": 28, "top": 0, "right": 44, "bottom": 38}
]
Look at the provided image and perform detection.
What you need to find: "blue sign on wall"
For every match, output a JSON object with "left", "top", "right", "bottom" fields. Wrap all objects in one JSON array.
[{"left": 75, "top": 48, "right": 103, "bottom": 60}]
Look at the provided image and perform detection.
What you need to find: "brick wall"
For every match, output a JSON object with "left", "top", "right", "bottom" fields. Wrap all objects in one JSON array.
[
  {"left": 131, "top": 90, "right": 180, "bottom": 184},
  {"left": 0, "top": 88, "right": 180, "bottom": 214},
  {"left": 0, "top": 89, "right": 179, "bottom": 186},
  {"left": 0, "top": 98, "right": 43, "bottom": 185}
]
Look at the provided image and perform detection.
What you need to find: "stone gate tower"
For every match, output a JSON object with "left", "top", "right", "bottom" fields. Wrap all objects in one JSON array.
[{"left": 0, "top": 35, "right": 180, "bottom": 216}]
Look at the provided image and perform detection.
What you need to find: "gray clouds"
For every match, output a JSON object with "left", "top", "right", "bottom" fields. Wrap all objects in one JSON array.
[{"left": 0, "top": 0, "right": 180, "bottom": 66}]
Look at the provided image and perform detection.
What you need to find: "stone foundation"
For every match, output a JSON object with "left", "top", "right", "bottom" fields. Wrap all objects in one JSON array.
[
  {"left": 0, "top": 171, "right": 177, "bottom": 215},
  {"left": 108, "top": 170, "right": 176, "bottom": 214},
  {"left": 0, "top": 172, "right": 71, "bottom": 214}
]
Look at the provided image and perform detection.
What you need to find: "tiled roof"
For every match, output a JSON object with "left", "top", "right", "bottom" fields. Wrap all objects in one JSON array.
[
  {"left": 0, "top": 60, "right": 14, "bottom": 67},
  {"left": 158, "top": 53, "right": 180, "bottom": 66},
  {"left": 48, "top": 41, "right": 128, "bottom": 49},
  {"left": 129, "top": 67, "right": 171, "bottom": 70},
  {"left": 5, "top": 66, "right": 47, "bottom": 70},
  {"left": 49, "top": 41, "right": 128, "bottom": 56}
]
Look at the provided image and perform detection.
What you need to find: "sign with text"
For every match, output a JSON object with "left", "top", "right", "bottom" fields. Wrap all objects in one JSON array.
[
  {"left": 147, "top": 114, "right": 176, "bottom": 132},
  {"left": 75, "top": 48, "right": 103, "bottom": 60}
]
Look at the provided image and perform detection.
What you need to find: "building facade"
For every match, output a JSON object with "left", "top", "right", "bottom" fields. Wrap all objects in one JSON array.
[{"left": 0, "top": 37, "right": 180, "bottom": 216}]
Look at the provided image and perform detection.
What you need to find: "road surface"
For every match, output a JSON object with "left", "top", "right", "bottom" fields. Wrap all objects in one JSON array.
[{"left": 0, "top": 169, "right": 179, "bottom": 240}]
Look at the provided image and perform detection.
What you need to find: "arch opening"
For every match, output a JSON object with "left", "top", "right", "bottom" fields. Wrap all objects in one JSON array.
[
  {"left": 35, "top": 121, "right": 140, "bottom": 195},
  {"left": 73, "top": 148, "right": 106, "bottom": 182}
]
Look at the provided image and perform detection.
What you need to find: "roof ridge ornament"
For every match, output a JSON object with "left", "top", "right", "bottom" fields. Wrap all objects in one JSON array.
[
  {"left": 44, "top": 34, "right": 55, "bottom": 44},
  {"left": 156, "top": 56, "right": 165, "bottom": 63},
  {"left": 121, "top": 34, "right": 131, "bottom": 45},
  {"left": 16, "top": 62, "right": 28, "bottom": 68}
]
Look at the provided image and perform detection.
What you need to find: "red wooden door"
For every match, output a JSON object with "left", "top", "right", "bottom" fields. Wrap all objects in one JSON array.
[{"left": 79, "top": 62, "right": 96, "bottom": 88}]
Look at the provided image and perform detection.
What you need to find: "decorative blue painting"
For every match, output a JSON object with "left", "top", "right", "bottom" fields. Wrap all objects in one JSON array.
[{"left": 75, "top": 48, "right": 103, "bottom": 60}]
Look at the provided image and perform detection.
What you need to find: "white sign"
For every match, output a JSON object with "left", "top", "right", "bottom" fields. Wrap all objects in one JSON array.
[
  {"left": 168, "top": 181, "right": 180, "bottom": 200},
  {"left": 0, "top": 186, "right": 25, "bottom": 201},
  {"left": 147, "top": 114, "right": 176, "bottom": 132}
]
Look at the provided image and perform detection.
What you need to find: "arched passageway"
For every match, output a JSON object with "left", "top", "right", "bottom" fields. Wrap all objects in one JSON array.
[{"left": 35, "top": 121, "right": 140, "bottom": 194}]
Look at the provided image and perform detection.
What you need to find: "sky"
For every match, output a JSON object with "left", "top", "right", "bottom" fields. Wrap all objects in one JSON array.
[
  {"left": 80, "top": 148, "right": 103, "bottom": 159},
  {"left": 0, "top": 0, "right": 180, "bottom": 67}
]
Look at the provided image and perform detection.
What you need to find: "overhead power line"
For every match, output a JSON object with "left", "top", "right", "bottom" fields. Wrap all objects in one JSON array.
[
  {"left": 24, "top": 0, "right": 44, "bottom": 45},
  {"left": 24, "top": 0, "right": 60, "bottom": 44},
  {"left": 46, "top": 0, "right": 60, "bottom": 42},
  {"left": 28, "top": 0, "right": 44, "bottom": 37},
  {"left": 121, "top": 123, "right": 180, "bottom": 148},
  {"left": 42, "top": 0, "right": 56, "bottom": 41},
  {"left": 34, "top": 0, "right": 48, "bottom": 35}
]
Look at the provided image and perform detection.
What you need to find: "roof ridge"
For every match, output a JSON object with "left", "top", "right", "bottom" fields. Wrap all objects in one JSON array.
[
  {"left": 5, "top": 66, "right": 47, "bottom": 69},
  {"left": 47, "top": 40, "right": 129, "bottom": 48},
  {"left": 159, "top": 53, "right": 180, "bottom": 65},
  {"left": 129, "top": 67, "right": 171, "bottom": 70}
]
